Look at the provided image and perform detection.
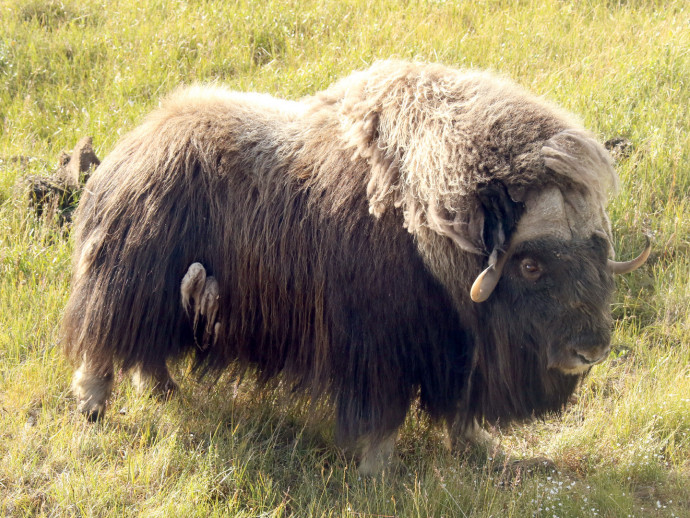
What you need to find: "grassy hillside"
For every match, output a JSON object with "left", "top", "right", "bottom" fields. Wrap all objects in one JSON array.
[{"left": 1, "top": 0, "right": 688, "bottom": 516}]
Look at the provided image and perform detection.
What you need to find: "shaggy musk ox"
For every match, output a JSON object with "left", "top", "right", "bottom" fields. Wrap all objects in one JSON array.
[{"left": 63, "top": 61, "right": 649, "bottom": 473}]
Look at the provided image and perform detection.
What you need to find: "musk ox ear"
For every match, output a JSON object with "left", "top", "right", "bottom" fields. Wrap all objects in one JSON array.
[
  {"left": 425, "top": 200, "right": 485, "bottom": 255},
  {"left": 476, "top": 180, "right": 525, "bottom": 255}
]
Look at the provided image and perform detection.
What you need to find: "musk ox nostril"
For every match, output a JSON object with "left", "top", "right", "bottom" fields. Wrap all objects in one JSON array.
[
  {"left": 573, "top": 351, "right": 597, "bottom": 365},
  {"left": 548, "top": 345, "right": 612, "bottom": 374},
  {"left": 572, "top": 346, "right": 611, "bottom": 365}
]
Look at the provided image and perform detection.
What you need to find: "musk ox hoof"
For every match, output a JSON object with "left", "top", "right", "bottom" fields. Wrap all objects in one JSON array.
[
  {"left": 131, "top": 366, "right": 179, "bottom": 399},
  {"left": 72, "top": 361, "right": 113, "bottom": 421},
  {"left": 181, "top": 262, "right": 221, "bottom": 347},
  {"left": 357, "top": 434, "right": 397, "bottom": 476},
  {"left": 445, "top": 418, "right": 498, "bottom": 453}
]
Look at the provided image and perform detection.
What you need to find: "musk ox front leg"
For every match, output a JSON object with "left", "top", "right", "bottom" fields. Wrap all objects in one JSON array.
[
  {"left": 445, "top": 416, "right": 497, "bottom": 452},
  {"left": 72, "top": 356, "right": 113, "bottom": 421},
  {"left": 335, "top": 380, "right": 410, "bottom": 475},
  {"left": 357, "top": 433, "right": 398, "bottom": 476}
]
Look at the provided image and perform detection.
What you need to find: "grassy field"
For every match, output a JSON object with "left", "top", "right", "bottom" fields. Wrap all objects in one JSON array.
[{"left": 1, "top": 0, "right": 689, "bottom": 516}]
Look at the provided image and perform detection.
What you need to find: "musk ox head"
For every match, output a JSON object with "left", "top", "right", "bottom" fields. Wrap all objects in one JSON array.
[{"left": 467, "top": 135, "right": 648, "bottom": 380}]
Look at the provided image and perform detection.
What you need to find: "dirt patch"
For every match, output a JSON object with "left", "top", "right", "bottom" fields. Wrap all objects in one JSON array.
[{"left": 22, "top": 136, "right": 100, "bottom": 225}]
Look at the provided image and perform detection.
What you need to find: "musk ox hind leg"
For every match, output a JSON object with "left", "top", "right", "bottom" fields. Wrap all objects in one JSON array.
[
  {"left": 131, "top": 363, "right": 178, "bottom": 399},
  {"left": 72, "top": 356, "right": 114, "bottom": 421},
  {"left": 130, "top": 261, "right": 223, "bottom": 399}
]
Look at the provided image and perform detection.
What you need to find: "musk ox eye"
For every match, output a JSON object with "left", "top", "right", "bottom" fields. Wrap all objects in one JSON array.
[{"left": 520, "top": 258, "right": 542, "bottom": 281}]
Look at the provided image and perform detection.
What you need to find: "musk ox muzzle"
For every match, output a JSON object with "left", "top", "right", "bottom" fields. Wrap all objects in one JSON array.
[{"left": 62, "top": 60, "right": 650, "bottom": 474}]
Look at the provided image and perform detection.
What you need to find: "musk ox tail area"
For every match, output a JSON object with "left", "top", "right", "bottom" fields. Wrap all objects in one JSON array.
[{"left": 62, "top": 88, "right": 299, "bottom": 380}]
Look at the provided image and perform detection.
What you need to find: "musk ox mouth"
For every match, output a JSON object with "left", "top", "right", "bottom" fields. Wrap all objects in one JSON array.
[{"left": 548, "top": 345, "right": 611, "bottom": 375}]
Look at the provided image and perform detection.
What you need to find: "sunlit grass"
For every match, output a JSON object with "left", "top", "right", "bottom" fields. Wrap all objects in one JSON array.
[{"left": 1, "top": 0, "right": 688, "bottom": 515}]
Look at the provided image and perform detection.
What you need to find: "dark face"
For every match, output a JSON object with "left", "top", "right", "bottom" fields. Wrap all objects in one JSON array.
[{"left": 498, "top": 233, "right": 615, "bottom": 375}]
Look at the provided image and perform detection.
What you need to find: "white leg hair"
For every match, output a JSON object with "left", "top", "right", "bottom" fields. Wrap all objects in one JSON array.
[
  {"left": 461, "top": 418, "right": 496, "bottom": 448},
  {"left": 445, "top": 417, "right": 498, "bottom": 452},
  {"left": 72, "top": 357, "right": 113, "bottom": 421},
  {"left": 131, "top": 364, "right": 178, "bottom": 398},
  {"left": 358, "top": 433, "right": 397, "bottom": 476}
]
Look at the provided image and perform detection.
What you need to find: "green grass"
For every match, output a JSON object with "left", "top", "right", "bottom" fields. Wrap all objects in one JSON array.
[{"left": 1, "top": 0, "right": 689, "bottom": 515}]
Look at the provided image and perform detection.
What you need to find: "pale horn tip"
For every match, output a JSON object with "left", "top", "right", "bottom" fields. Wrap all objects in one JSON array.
[{"left": 608, "top": 234, "right": 652, "bottom": 275}]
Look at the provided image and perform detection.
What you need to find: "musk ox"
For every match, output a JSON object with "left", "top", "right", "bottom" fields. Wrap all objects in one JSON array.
[{"left": 63, "top": 61, "right": 649, "bottom": 473}]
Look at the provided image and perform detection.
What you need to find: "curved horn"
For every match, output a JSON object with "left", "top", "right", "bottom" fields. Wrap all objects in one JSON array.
[
  {"left": 470, "top": 263, "right": 501, "bottom": 302},
  {"left": 608, "top": 235, "right": 652, "bottom": 274},
  {"left": 470, "top": 250, "right": 508, "bottom": 303}
]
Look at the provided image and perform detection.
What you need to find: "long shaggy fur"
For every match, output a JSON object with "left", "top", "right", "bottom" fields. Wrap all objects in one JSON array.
[{"left": 63, "top": 61, "right": 618, "bottom": 454}]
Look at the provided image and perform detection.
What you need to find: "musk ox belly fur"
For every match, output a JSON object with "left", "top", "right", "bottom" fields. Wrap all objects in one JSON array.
[{"left": 63, "top": 60, "right": 648, "bottom": 472}]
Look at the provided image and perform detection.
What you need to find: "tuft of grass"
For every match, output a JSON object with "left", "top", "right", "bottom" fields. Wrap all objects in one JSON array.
[{"left": 1, "top": 0, "right": 688, "bottom": 516}]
